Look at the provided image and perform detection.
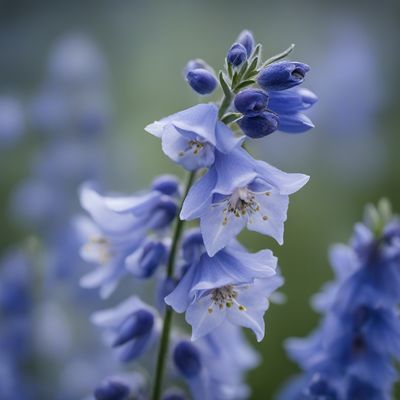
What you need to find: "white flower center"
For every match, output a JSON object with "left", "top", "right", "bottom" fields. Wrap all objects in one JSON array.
[
  {"left": 207, "top": 285, "right": 246, "bottom": 313},
  {"left": 84, "top": 235, "right": 113, "bottom": 263},
  {"left": 179, "top": 139, "right": 205, "bottom": 157}
]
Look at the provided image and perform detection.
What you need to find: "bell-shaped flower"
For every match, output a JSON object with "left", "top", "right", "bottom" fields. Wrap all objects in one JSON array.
[
  {"left": 145, "top": 104, "right": 244, "bottom": 171},
  {"left": 181, "top": 148, "right": 309, "bottom": 256},
  {"left": 77, "top": 177, "right": 178, "bottom": 297},
  {"left": 165, "top": 231, "right": 282, "bottom": 340},
  {"left": 91, "top": 296, "right": 160, "bottom": 363}
]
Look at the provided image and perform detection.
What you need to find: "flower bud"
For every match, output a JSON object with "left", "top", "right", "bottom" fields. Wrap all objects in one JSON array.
[
  {"left": 151, "top": 175, "right": 181, "bottom": 196},
  {"left": 148, "top": 197, "right": 178, "bottom": 229},
  {"left": 277, "top": 112, "right": 314, "bottom": 133},
  {"left": 94, "top": 377, "right": 130, "bottom": 400},
  {"left": 173, "top": 341, "right": 202, "bottom": 379},
  {"left": 186, "top": 69, "right": 218, "bottom": 95},
  {"left": 237, "top": 30, "right": 255, "bottom": 57},
  {"left": 112, "top": 309, "right": 154, "bottom": 347},
  {"left": 181, "top": 228, "right": 205, "bottom": 264},
  {"left": 227, "top": 43, "right": 247, "bottom": 66},
  {"left": 268, "top": 87, "right": 317, "bottom": 114},
  {"left": 238, "top": 112, "right": 279, "bottom": 138},
  {"left": 257, "top": 61, "right": 310, "bottom": 91},
  {"left": 234, "top": 89, "right": 269, "bottom": 116},
  {"left": 183, "top": 58, "right": 209, "bottom": 75},
  {"left": 127, "top": 240, "right": 167, "bottom": 279}
]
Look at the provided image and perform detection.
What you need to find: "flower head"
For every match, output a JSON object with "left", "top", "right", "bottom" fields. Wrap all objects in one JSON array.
[
  {"left": 181, "top": 148, "right": 309, "bottom": 255},
  {"left": 145, "top": 104, "right": 244, "bottom": 171}
]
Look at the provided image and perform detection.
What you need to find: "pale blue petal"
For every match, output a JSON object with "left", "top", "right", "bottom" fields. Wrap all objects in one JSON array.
[
  {"left": 186, "top": 296, "right": 226, "bottom": 340},
  {"left": 254, "top": 159, "right": 309, "bottom": 195},
  {"left": 200, "top": 202, "right": 246, "bottom": 256},
  {"left": 180, "top": 168, "right": 217, "bottom": 220},
  {"left": 247, "top": 192, "right": 289, "bottom": 244},
  {"left": 214, "top": 121, "right": 245, "bottom": 153},
  {"left": 103, "top": 191, "right": 162, "bottom": 215},
  {"left": 328, "top": 243, "right": 359, "bottom": 280}
]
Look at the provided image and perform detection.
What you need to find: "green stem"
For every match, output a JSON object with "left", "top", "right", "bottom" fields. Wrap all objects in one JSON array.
[{"left": 151, "top": 170, "right": 196, "bottom": 400}]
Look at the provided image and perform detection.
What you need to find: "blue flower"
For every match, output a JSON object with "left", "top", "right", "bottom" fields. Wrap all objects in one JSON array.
[
  {"left": 186, "top": 69, "right": 218, "bottom": 95},
  {"left": 77, "top": 178, "right": 178, "bottom": 297},
  {"left": 227, "top": 43, "right": 247, "bottom": 66},
  {"left": 237, "top": 112, "right": 279, "bottom": 138},
  {"left": 0, "top": 96, "right": 24, "bottom": 148},
  {"left": 91, "top": 296, "right": 159, "bottom": 363},
  {"left": 257, "top": 61, "right": 310, "bottom": 91},
  {"left": 234, "top": 89, "right": 269, "bottom": 117},
  {"left": 165, "top": 230, "right": 282, "bottom": 340},
  {"left": 237, "top": 30, "right": 255, "bottom": 57},
  {"left": 282, "top": 206, "right": 400, "bottom": 399},
  {"left": 145, "top": 104, "right": 244, "bottom": 171},
  {"left": 181, "top": 148, "right": 309, "bottom": 255}
]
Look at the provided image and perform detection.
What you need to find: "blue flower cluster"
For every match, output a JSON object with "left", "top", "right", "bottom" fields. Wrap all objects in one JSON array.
[
  {"left": 80, "top": 30, "right": 315, "bottom": 399},
  {"left": 279, "top": 200, "right": 400, "bottom": 400}
]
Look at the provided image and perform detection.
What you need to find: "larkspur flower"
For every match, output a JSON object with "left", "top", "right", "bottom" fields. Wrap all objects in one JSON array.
[
  {"left": 145, "top": 103, "right": 244, "bottom": 171},
  {"left": 181, "top": 148, "right": 309, "bottom": 255},
  {"left": 280, "top": 202, "right": 400, "bottom": 400},
  {"left": 165, "top": 229, "right": 282, "bottom": 340},
  {"left": 92, "top": 296, "right": 160, "bottom": 363},
  {"left": 77, "top": 176, "right": 178, "bottom": 297}
]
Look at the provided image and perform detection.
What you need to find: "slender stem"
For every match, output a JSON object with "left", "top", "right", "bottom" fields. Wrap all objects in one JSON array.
[{"left": 151, "top": 170, "right": 196, "bottom": 400}]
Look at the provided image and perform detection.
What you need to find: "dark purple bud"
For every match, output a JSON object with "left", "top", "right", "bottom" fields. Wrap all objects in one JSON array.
[
  {"left": 227, "top": 43, "right": 247, "bottom": 66},
  {"left": 181, "top": 228, "right": 205, "bottom": 264},
  {"left": 183, "top": 58, "right": 209, "bottom": 75},
  {"left": 94, "top": 377, "right": 130, "bottom": 400},
  {"left": 112, "top": 309, "right": 154, "bottom": 347},
  {"left": 237, "top": 30, "right": 255, "bottom": 57},
  {"left": 234, "top": 89, "right": 269, "bottom": 116},
  {"left": 149, "top": 197, "right": 178, "bottom": 229},
  {"left": 173, "top": 341, "right": 202, "bottom": 379},
  {"left": 257, "top": 61, "right": 310, "bottom": 91},
  {"left": 186, "top": 69, "right": 218, "bottom": 95},
  {"left": 238, "top": 112, "right": 279, "bottom": 138},
  {"left": 128, "top": 240, "right": 167, "bottom": 279},
  {"left": 152, "top": 175, "right": 181, "bottom": 196}
]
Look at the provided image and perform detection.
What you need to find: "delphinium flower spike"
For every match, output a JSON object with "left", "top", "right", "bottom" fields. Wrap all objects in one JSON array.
[
  {"left": 278, "top": 199, "right": 400, "bottom": 400},
  {"left": 80, "top": 29, "right": 316, "bottom": 400}
]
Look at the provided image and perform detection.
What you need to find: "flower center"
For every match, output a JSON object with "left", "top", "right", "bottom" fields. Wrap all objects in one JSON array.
[
  {"left": 179, "top": 139, "right": 205, "bottom": 157},
  {"left": 84, "top": 236, "right": 113, "bottom": 264},
  {"left": 222, "top": 187, "right": 270, "bottom": 224},
  {"left": 207, "top": 285, "right": 246, "bottom": 313}
]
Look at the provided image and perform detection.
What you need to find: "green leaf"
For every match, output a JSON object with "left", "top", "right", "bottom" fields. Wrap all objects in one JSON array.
[
  {"left": 219, "top": 71, "right": 232, "bottom": 97},
  {"left": 251, "top": 43, "right": 262, "bottom": 60},
  {"left": 227, "top": 62, "right": 233, "bottom": 80},
  {"left": 243, "top": 57, "right": 259, "bottom": 80},
  {"left": 234, "top": 79, "right": 255, "bottom": 92},
  {"left": 262, "top": 43, "right": 295, "bottom": 67},
  {"left": 221, "top": 112, "right": 242, "bottom": 124}
]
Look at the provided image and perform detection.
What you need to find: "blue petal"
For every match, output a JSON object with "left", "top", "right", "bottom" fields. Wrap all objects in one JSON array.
[
  {"left": 278, "top": 112, "right": 315, "bottom": 133},
  {"left": 181, "top": 168, "right": 217, "bottom": 220},
  {"left": 103, "top": 191, "right": 162, "bottom": 215},
  {"left": 214, "top": 121, "right": 245, "bottom": 153}
]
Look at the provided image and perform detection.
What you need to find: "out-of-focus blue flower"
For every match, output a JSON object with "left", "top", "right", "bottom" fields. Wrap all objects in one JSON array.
[
  {"left": 227, "top": 43, "right": 247, "bottom": 66},
  {"left": 0, "top": 96, "right": 24, "bottom": 148},
  {"left": 234, "top": 89, "right": 269, "bottom": 117},
  {"left": 77, "top": 178, "right": 179, "bottom": 297},
  {"left": 238, "top": 112, "right": 279, "bottom": 138},
  {"left": 237, "top": 30, "right": 255, "bottom": 57},
  {"left": 257, "top": 61, "right": 310, "bottom": 91},
  {"left": 173, "top": 340, "right": 202, "bottom": 379},
  {"left": 181, "top": 148, "right": 309, "bottom": 255},
  {"left": 186, "top": 69, "right": 218, "bottom": 95},
  {"left": 92, "top": 296, "right": 160, "bottom": 363},
  {"left": 145, "top": 104, "right": 244, "bottom": 171},
  {"left": 93, "top": 372, "right": 146, "bottom": 400},
  {"left": 281, "top": 203, "right": 400, "bottom": 399},
  {"left": 162, "top": 388, "right": 187, "bottom": 400},
  {"left": 165, "top": 229, "right": 282, "bottom": 340}
]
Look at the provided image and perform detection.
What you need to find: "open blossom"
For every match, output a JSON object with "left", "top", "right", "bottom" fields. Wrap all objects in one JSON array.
[
  {"left": 145, "top": 103, "right": 244, "bottom": 171},
  {"left": 181, "top": 148, "right": 309, "bottom": 255},
  {"left": 77, "top": 176, "right": 179, "bottom": 297},
  {"left": 165, "top": 229, "right": 282, "bottom": 340}
]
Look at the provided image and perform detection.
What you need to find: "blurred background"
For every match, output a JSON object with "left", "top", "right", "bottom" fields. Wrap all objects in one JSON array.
[{"left": 0, "top": 0, "right": 399, "bottom": 398}]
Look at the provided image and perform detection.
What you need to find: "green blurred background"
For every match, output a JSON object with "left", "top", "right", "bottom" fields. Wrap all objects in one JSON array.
[{"left": 1, "top": 0, "right": 400, "bottom": 398}]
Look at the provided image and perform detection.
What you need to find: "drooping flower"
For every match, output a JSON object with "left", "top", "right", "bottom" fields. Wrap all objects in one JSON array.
[
  {"left": 91, "top": 296, "right": 160, "bottom": 363},
  {"left": 145, "top": 104, "right": 244, "bottom": 171},
  {"left": 165, "top": 229, "right": 282, "bottom": 340},
  {"left": 181, "top": 148, "right": 309, "bottom": 255},
  {"left": 77, "top": 176, "right": 178, "bottom": 297}
]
